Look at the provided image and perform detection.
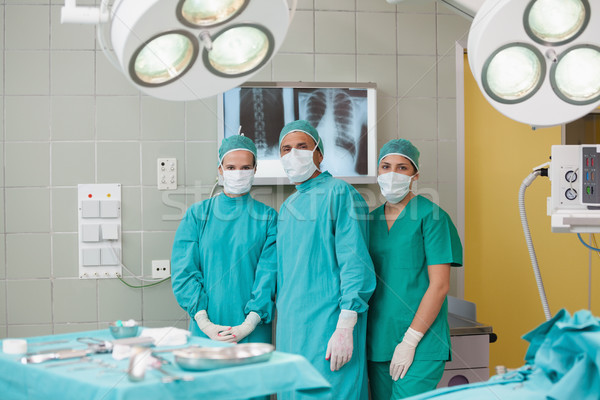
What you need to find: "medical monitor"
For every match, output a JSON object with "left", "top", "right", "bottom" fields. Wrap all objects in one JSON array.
[{"left": 217, "top": 82, "right": 378, "bottom": 185}]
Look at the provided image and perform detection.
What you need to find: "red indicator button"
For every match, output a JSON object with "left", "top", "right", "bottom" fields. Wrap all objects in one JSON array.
[{"left": 88, "top": 194, "right": 92, "bottom": 198}]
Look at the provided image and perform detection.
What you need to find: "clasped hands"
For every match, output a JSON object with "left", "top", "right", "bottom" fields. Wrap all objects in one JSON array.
[{"left": 194, "top": 310, "right": 260, "bottom": 343}]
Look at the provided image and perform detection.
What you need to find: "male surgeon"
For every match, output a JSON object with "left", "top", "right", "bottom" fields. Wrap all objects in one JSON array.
[{"left": 275, "top": 120, "right": 376, "bottom": 400}]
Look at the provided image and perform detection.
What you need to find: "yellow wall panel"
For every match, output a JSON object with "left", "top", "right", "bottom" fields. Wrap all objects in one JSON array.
[{"left": 463, "top": 54, "right": 600, "bottom": 371}]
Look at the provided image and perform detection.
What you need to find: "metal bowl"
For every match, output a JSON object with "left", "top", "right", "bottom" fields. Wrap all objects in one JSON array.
[
  {"left": 173, "top": 343, "right": 275, "bottom": 371},
  {"left": 109, "top": 321, "right": 139, "bottom": 339}
]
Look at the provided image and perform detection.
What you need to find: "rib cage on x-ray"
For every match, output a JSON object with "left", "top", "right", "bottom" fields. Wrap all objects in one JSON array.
[
  {"left": 299, "top": 88, "right": 367, "bottom": 175},
  {"left": 305, "top": 90, "right": 357, "bottom": 158}
]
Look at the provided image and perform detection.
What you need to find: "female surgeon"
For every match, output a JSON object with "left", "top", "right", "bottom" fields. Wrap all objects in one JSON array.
[
  {"left": 367, "top": 139, "right": 463, "bottom": 399},
  {"left": 171, "top": 134, "right": 277, "bottom": 345}
]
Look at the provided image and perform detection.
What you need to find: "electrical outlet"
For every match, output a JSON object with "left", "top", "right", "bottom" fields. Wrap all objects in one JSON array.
[
  {"left": 157, "top": 158, "right": 177, "bottom": 190},
  {"left": 152, "top": 260, "right": 171, "bottom": 279}
]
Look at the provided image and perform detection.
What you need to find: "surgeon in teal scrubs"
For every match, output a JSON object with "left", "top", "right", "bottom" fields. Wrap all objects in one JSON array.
[
  {"left": 276, "top": 120, "right": 376, "bottom": 400},
  {"left": 367, "top": 139, "right": 463, "bottom": 399},
  {"left": 171, "top": 134, "right": 277, "bottom": 345}
]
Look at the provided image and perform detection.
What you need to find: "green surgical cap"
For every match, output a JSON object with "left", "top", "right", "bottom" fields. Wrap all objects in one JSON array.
[
  {"left": 378, "top": 139, "right": 420, "bottom": 170},
  {"left": 279, "top": 120, "right": 324, "bottom": 154},
  {"left": 218, "top": 134, "right": 257, "bottom": 165}
]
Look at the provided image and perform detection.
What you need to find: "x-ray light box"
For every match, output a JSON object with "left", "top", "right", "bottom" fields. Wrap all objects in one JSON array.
[{"left": 218, "top": 82, "right": 378, "bottom": 185}]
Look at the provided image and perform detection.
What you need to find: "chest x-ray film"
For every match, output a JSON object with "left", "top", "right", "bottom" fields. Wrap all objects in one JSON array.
[{"left": 219, "top": 82, "right": 377, "bottom": 185}]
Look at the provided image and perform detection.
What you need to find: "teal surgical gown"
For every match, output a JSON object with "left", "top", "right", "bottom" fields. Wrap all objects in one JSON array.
[
  {"left": 276, "top": 171, "right": 376, "bottom": 400},
  {"left": 171, "top": 192, "right": 277, "bottom": 343},
  {"left": 367, "top": 195, "right": 463, "bottom": 362}
]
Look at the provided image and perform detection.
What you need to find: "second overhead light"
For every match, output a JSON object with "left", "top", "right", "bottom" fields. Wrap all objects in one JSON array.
[{"left": 468, "top": 0, "right": 600, "bottom": 127}]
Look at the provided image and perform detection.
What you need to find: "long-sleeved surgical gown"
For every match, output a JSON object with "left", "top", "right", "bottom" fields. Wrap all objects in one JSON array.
[
  {"left": 276, "top": 171, "right": 376, "bottom": 400},
  {"left": 171, "top": 192, "right": 277, "bottom": 343}
]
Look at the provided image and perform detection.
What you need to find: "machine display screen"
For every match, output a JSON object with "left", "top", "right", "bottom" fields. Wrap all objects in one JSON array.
[{"left": 582, "top": 146, "right": 599, "bottom": 204}]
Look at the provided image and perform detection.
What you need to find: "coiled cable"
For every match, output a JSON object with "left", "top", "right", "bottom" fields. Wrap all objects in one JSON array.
[{"left": 518, "top": 168, "right": 552, "bottom": 321}]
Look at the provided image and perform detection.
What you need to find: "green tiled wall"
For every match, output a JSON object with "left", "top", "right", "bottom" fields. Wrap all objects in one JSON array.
[{"left": 0, "top": 1, "right": 470, "bottom": 337}]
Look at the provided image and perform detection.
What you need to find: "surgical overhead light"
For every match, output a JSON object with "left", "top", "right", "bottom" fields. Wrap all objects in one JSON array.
[
  {"left": 132, "top": 32, "right": 197, "bottom": 86},
  {"left": 61, "top": 0, "right": 294, "bottom": 101},
  {"left": 483, "top": 44, "right": 544, "bottom": 103},
  {"left": 178, "top": 0, "right": 247, "bottom": 27},
  {"left": 525, "top": 0, "right": 589, "bottom": 45},
  {"left": 203, "top": 24, "right": 273, "bottom": 77},
  {"left": 468, "top": 0, "right": 600, "bottom": 127},
  {"left": 551, "top": 45, "right": 600, "bottom": 104}
]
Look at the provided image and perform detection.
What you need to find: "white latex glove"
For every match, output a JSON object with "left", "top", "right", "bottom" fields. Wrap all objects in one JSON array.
[
  {"left": 390, "top": 327, "right": 424, "bottom": 381},
  {"left": 194, "top": 310, "right": 236, "bottom": 343},
  {"left": 229, "top": 311, "right": 261, "bottom": 343},
  {"left": 325, "top": 310, "right": 357, "bottom": 372}
]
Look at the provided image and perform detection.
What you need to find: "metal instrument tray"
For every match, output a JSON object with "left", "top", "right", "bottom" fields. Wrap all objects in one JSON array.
[{"left": 174, "top": 343, "right": 274, "bottom": 371}]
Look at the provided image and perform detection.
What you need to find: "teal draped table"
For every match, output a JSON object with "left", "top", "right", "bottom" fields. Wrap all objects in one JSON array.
[{"left": 0, "top": 329, "right": 331, "bottom": 400}]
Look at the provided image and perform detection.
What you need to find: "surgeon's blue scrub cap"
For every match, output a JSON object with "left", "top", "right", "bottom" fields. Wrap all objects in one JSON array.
[
  {"left": 218, "top": 134, "right": 257, "bottom": 165},
  {"left": 279, "top": 120, "right": 324, "bottom": 154},
  {"left": 378, "top": 139, "right": 420, "bottom": 171}
]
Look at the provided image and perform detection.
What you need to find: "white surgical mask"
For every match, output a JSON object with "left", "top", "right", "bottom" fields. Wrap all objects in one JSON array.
[
  {"left": 222, "top": 169, "right": 254, "bottom": 194},
  {"left": 280, "top": 141, "right": 321, "bottom": 183},
  {"left": 377, "top": 172, "right": 415, "bottom": 204}
]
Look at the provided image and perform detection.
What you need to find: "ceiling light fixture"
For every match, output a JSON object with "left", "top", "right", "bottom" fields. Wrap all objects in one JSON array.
[
  {"left": 468, "top": 0, "right": 600, "bottom": 127},
  {"left": 61, "top": 0, "right": 294, "bottom": 101}
]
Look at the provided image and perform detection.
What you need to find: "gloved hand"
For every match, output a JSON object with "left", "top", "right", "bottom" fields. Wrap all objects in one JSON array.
[
  {"left": 390, "top": 327, "right": 424, "bottom": 381},
  {"left": 325, "top": 310, "right": 357, "bottom": 371},
  {"left": 194, "top": 310, "right": 236, "bottom": 342},
  {"left": 229, "top": 312, "right": 261, "bottom": 343}
]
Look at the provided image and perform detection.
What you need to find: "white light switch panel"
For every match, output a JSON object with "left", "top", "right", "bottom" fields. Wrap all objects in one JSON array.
[
  {"left": 78, "top": 184, "right": 121, "bottom": 279},
  {"left": 157, "top": 158, "right": 177, "bottom": 190}
]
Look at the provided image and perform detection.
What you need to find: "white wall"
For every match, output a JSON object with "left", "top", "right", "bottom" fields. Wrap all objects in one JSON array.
[{"left": 0, "top": 0, "right": 471, "bottom": 338}]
